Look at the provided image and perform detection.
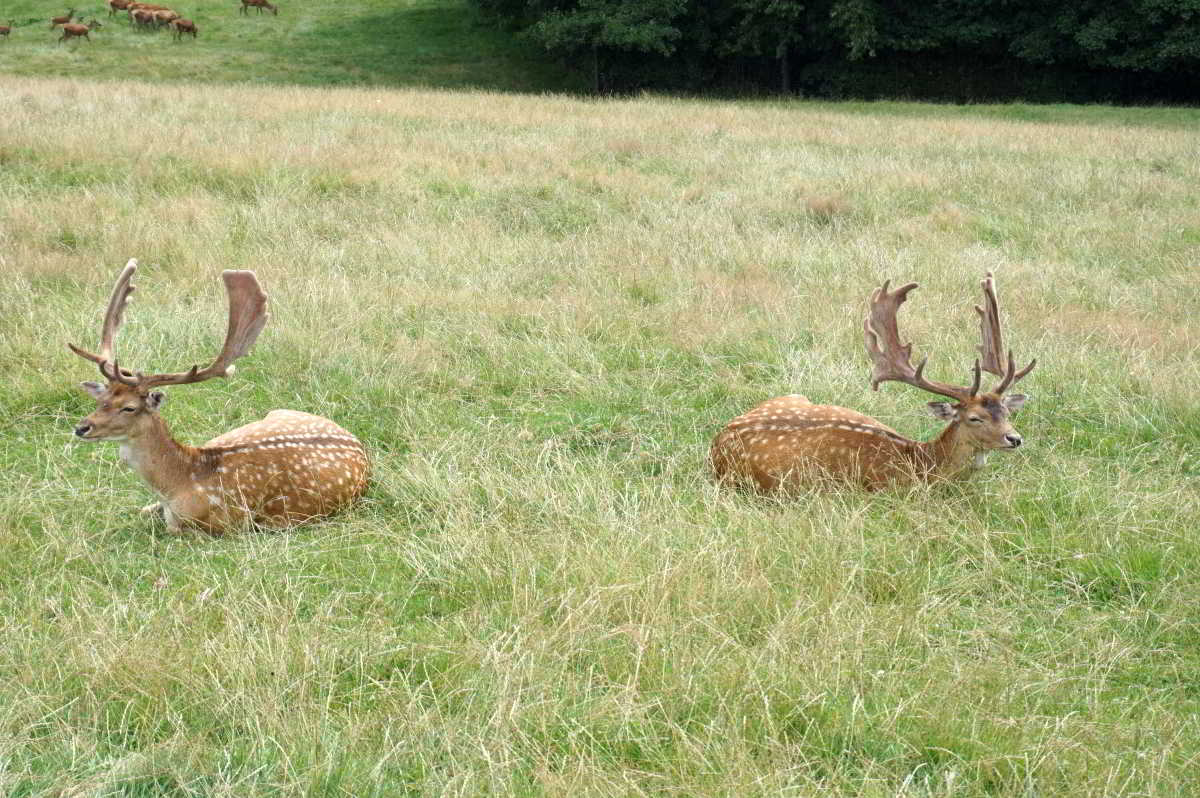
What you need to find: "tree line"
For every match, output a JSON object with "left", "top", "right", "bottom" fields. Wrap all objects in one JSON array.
[{"left": 470, "top": 0, "right": 1200, "bottom": 103}]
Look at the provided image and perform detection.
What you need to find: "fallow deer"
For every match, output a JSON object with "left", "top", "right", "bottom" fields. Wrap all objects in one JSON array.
[
  {"left": 170, "top": 17, "right": 196, "bottom": 38},
  {"left": 152, "top": 9, "right": 180, "bottom": 27},
  {"left": 50, "top": 8, "right": 76, "bottom": 28},
  {"left": 130, "top": 7, "right": 155, "bottom": 27},
  {"left": 71, "top": 260, "right": 369, "bottom": 533},
  {"left": 107, "top": 0, "right": 131, "bottom": 16},
  {"left": 126, "top": 3, "right": 167, "bottom": 26},
  {"left": 711, "top": 273, "right": 1036, "bottom": 491},
  {"left": 240, "top": 0, "right": 278, "bottom": 15},
  {"left": 58, "top": 19, "right": 100, "bottom": 42}
]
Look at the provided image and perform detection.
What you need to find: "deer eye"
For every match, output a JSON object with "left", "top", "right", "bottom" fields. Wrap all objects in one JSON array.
[
  {"left": 121, "top": 406, "right": 137, "bottom": 413},
  {"left": 967, "top": 416, "right": 983, "bottom": 424}
]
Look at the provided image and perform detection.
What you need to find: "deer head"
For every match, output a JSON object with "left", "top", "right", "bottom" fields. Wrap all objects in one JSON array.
[
  {"left": 864, "top": 272, "right": 1036, "bottom": 453},
  {"left": 71, "top": 259, "right": 269, "bottom": 442}
]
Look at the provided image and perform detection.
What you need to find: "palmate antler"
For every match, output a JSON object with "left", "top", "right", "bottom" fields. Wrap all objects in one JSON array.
[
  {"left": 975, "top": 272, "right": 1037, "bottom": 394},
  {"left": 69, "top": 260, "right": 270, "bottom": 389},
  {"left": 68, "top": 258, "right": 139, "bottom": 385},
  {"left": 864, "top": 273, "right": 1035, "bottom": 401}
]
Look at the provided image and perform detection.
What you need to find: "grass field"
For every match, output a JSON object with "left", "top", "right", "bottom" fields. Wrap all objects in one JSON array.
[
  {"left": 0, "top": 0, "right": 575, "bottom": 91},
  {"left": 2, "top": 73, "right": 1200, "bottom": 796}
]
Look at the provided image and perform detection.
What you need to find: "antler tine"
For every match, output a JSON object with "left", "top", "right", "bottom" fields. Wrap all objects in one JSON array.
[
  {"left": 994, "top": 351, "right": 1038, "bottom": 395},
  {"left": 139, "top": 270, "right": 269, "bottom": 389},
  {"left": 974, "top": 272, "right": 1007, "bottom": 377},
  {"left": 974, "top": 272, "right": 1036, "bottom": 393},
  {"left": 68, "top": 259, "right": 140, "bottom": 384},
  {"left": 864, "top": 280, "right": 975, "bottom": 402}
]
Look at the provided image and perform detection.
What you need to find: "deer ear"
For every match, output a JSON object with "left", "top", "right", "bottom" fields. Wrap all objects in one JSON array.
[
  {"left": 145, "top": 390, "right": 167, "bottom": 411},
  {"left": 927, "top": 402, "right": 958, "bottom": 420},
  {"left": 80, "top": 381, "right": 106, "bottom": 399},
  {"left": 1003, "top": 394, "right": 1028, "bottom": 411}
]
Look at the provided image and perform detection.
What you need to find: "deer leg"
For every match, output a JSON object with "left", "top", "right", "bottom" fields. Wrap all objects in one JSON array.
[
  {"left": 140, "top": 501, "right": 165, "bottom": 521},
  {"left": 161, "top": 504, "right": 185, "bottom": 533}
]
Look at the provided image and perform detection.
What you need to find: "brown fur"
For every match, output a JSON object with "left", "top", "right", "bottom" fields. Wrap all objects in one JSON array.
[
  {"left": 58, "top": 20, "right": 98, "bottom": 42},
  {"left": 50, "top": 8, "right": 76, "bottom": 28},
  {"left": 170, "top": 17, "right": 196, "bottom": 38}
]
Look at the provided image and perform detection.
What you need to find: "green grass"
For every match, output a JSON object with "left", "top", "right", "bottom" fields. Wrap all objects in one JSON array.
[
  {"left": 0, "top": 0, "right": 577, "bottom": 91},
  {"left": 2, "top": 75, "right": 1200, "bottom": 795}
]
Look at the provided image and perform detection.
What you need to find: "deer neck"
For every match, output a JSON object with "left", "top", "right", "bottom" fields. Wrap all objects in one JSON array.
[
  {"left": 918, "top": 422, "right": 981, "bottom": 481},
  {"left": 118, "top": 414, "right": 205, "bottom": 498}
]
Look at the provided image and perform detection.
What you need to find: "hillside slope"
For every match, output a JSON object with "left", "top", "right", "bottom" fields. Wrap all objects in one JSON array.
[{"left": 0, "top": 0, "right": 575, "bottom": 91}]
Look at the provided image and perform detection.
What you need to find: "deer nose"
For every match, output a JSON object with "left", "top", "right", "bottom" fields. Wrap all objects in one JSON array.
[
  {"left": 1004, "top": 433, "right": 1022, "bottom": 448},
  {"left": 74, "top": 423, "right": 93, "bottom": 438}
]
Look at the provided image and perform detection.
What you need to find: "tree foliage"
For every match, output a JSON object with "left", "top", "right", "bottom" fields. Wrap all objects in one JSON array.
[
  {"left": 470, "top": 0, "right": 1200, "bottom": 101},
  {"left": 531, "top": 0, "right": 687, "bottom": 57}
]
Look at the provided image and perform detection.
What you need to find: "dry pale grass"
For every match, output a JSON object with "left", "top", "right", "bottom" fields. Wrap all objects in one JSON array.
[{"left": 1, "top": 75, "right": 1199, "bottom": 797}]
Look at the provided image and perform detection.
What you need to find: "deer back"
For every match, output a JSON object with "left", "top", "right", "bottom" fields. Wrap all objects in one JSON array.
[
  {"left": 194, "top": 410, "right": 368, "bottom": 528},
  {"left": 710, "top": 394, "right": 925, "bottom": 491}
]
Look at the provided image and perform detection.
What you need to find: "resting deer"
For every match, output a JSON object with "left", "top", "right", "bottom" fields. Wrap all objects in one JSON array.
[
  {"left": 170, "top": 17, "right": 196, "bottom": 38},
  {"left": 58, "top": 19, "right": 100, "bottom": 42},
  {"left": 71, "top": 260, "right": 369, "bottom": 533},
  {"left": 50, "top": 8, "right": 76, "bottom": 27},
  {"left": 711, "top": 273, "right": 1036, "bottom": 491},
  {"left": 240, "top": 0, "right": 278, "bottom": 15}
]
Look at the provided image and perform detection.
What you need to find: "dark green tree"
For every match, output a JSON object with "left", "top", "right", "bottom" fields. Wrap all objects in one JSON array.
[
  {"left": 722, "top": 0, "right": 809, "bottom": 92},
  {"left": 530, "top": 0, "right": 688, "bottom": 91}
]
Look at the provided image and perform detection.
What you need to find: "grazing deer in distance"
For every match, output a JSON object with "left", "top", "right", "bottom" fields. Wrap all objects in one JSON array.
[
  {"left": 71, "top": 260, "right": 369, "bottom": 533},
  {"left": 58, "top": 18, "right": 100, "bottom": 42},
  {"left": 152, "top": 9, "right": 180, "bottom": 26},
  {"left": 170, "top": 17, "right": 196, "bottom": 38},
  {"left": 711, "top": 273, "right": 1036, "bottom": 491},
  {"left": 240, "top": 0, "right": 278, "bottom": 15},
  {"left": 50, "top": 8, "right": 76, "bottom": 27},
  {"left": 130, "top": 7, "right": 155, "bottom": 27},
  {"left": 0, "top": 20, "right": 14, "bottom": 38}
]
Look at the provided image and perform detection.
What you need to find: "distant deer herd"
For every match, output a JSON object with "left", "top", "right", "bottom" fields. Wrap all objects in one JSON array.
[
  {"left": 66, "top": 257, "right": 1038, "bottom": 533},
  {"left": 4, "top": 0, "right": 282, "bottom": 44}
]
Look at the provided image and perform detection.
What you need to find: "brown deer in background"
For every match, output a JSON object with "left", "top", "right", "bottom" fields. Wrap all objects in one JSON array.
[
  {"left": 240, "top": 0, "right": 278, "bottom": 15},
  {"left": 71, "top": 260, "right": 369, "bottom": 533},
  {"left": 50, "top": 8, "right": 76, "bottom": 27},
  {"left": 0, "top": 20, "right": 14, "bottom": 38},
  {"left": 711, "top": 273, "right": 1036, "bottom": 491},
  {"left": 58, "top": 19, "right": 100, "bottom": 42},
  {"left": 170, "top": 17, "right": 196, "bottom": 38}
]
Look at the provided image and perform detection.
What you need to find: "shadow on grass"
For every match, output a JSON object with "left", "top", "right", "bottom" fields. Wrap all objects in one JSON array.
[{"left": 290, "top": 2, "right": 581, "bottom": 93}]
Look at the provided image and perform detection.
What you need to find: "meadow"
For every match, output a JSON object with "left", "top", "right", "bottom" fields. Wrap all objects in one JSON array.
[
  {"left": 0, "top": 0, "right": 574, "bottom": 91},
  {"left": 1, "top": 73, "right": 1199, "bottom": 796}
]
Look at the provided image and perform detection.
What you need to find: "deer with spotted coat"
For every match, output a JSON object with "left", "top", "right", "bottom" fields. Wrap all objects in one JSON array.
[
  {"left": 71, "top": 260, "right": 369, "bottom": 532},
  {"left": 711, "top": 273, "right": 1036, "bottom": 491}
]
